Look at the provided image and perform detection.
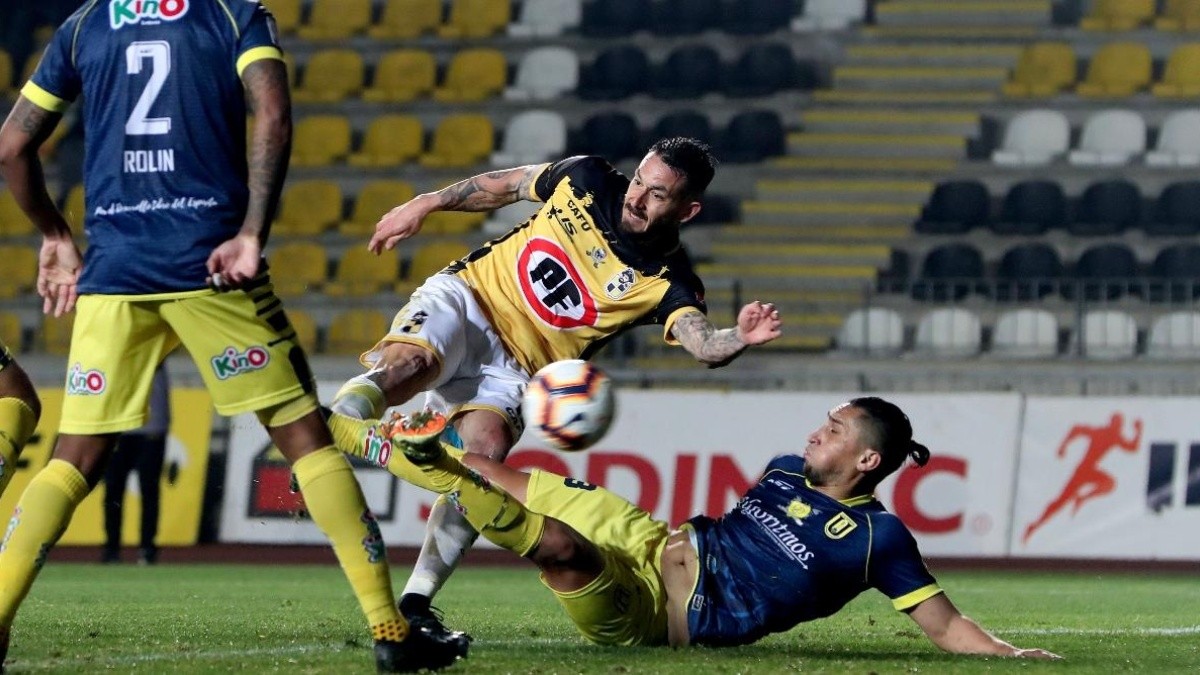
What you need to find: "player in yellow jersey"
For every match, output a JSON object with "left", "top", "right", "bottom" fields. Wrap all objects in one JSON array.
[
  {"left": 329, "top": 138, "right": 783, "bottom": 641},
  {"left": 0, "top": 343, "right": 40, "bottom": 502}
]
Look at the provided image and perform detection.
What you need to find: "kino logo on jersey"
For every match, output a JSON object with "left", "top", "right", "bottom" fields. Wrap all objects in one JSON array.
[
  {"left": 110, "top": 0, "right": 190, "bottom": 29},
  {"left": 517, "top": 237, "right": 598, "bottom": 329}
]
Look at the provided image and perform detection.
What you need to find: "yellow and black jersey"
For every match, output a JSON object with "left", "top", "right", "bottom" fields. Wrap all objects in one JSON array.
[{"left": 446, "top": 156, "right": 706, "bottom": 375}]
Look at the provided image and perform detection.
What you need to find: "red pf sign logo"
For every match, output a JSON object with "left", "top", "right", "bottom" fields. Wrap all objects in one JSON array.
[
  {"left": 1022, "top": 413, "right": 1143, "bottom": 543},
  {"left": 517, "top": 237, "right": 598, "bottom": 329}
]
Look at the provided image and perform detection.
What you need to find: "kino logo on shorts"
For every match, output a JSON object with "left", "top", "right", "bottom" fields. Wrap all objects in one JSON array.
[
  {"left": 211, "top": 346, "right": 270, "bottom": 380},
  {"left": 66, "top": 363, "right": 107, "bottom": 395}
]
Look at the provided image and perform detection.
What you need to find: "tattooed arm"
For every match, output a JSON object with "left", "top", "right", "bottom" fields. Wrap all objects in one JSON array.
[
  {"left": 205, "top": 57, "right": 291, "bottom": 290},
  {"left": 369, "top": 164, "right": 548, "bottom": 253},
  {"left": 670, "top": 302, "right": 783, "bottom": 367}
]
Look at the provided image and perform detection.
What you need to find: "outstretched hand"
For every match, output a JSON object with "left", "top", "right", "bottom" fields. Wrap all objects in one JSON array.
[
  {"left": 206, "top": 234, "right": 262, "bottom": 291},
  {"left": 369, "top": 198, "right": 429, "bottom": 254},
  {"left": 37, "top": 237, "right": 83, "bottom": 316},
  {"left": 736, "top": 300, "right": 782, "bottom": 346}
]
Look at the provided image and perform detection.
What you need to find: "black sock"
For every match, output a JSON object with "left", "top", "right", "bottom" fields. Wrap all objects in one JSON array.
[{"left": 399, "top": 593, "right": 431, "bottom": 617}]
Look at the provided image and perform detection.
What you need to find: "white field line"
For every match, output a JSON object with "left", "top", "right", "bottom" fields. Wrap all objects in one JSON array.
[{"left": 1002, "top": 626, "right": 1200, "bottom": 637}]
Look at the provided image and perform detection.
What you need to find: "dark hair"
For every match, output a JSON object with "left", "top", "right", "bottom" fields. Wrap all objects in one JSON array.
[
  {"left": 648, "top": 137, "right": 716, "bottom": 200},
  {"left": 848, "top": 397, "right": 931, "bottom": 483}
]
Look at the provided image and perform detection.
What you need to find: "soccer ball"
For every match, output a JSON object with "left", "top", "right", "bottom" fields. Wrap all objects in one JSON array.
[{"left": 521, "top": 360, "right": 615, "bottom": 452}]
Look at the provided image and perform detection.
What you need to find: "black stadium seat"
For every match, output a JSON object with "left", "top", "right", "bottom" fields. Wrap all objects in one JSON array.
[
  {"left": 724, "top": 42, "right": 799, "bottom": 98},
  {"left": 649, "top": 0, "right": 721, "bottom": 35},
  {"left": 652, "top": 44, "right": 723, "bottom": 100},
  {"left": 719, "top": 0, "right": 793, "bottom": 35},
  {"left": 1148, "top": 243, "right": 1200, "bottom": 301},
  {"left": 581, "top": 0, "right": 650, "bottom": 37},
  {"left": 718, "top": 109, "right": 785, "bottom": 163},
  {"left": 1147, "top": 180, "right": 1200, "bottom": 236},
  {"left": 992, "top": 179, "right": 1067, "bottom": 236},
  {"left": 911, "top": 242, "right": 985, "bottom": 302},
  {"left": 1066, "top": 243, "right": 1139, "bottom": 301},
  {"left": 578, "top": 45, "right": 651, "bottom": 101},
  {"left": 914, "top": 180, "right": 990, "bottom": 235},
  {"left": 652, "top": 110, "right": 715, "bottom": 146},
  {"left": 995, "top": 242, "right": 1064, "bottom": 301},
  {"left": 576, "top": 111, "right": 642, "bottom": 161},
  {"left": 1069, "top": 179, "right": 1142, "bottom": 236}
]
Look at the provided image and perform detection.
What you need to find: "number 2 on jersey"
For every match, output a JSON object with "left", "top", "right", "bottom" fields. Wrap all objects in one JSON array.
[{"left": 125, "top": 41, "right": 171, "bottom": 136}]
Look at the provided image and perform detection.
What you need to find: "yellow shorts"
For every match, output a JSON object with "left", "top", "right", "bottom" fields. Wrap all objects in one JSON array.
[
  {"left": 61, "top": 281, "right": 316, "bottom": 434},
  {"left": 525, "top": 469, "right": 671, "bottom": 646}
]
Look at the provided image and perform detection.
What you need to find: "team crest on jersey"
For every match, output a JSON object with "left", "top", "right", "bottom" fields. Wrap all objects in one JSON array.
[
  {"left": 110, "top": 0, "right": 190, "bottom": 29},
  {"left": 824, "top": 512, "right": 858, "bottom": 540},
  {"left": 586, "top": 247, "right": 607, "bottom": 268},
  {"left": 516, "top": 237, "right": 598, "bottom": 329},
  {"left": 785, "top": 498, "right": 813, "bottom": 523},
  {"left": 604, "top": 268, "right": 636, "bottom": 300}
]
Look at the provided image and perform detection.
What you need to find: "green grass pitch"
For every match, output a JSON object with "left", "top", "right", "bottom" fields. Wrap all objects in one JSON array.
[{"left": 5, "top": 562, "right": 1198, "bottom": 673}]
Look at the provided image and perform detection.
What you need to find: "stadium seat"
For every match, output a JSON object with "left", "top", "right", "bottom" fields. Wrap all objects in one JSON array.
[
  {"left": 1152, "top": 44, "right": 1200, "bottom": 98},
  {"left": 719, "top": 0, "right": 793, "bottom": 35},
  {"left": 419, "top": 114, "right": 495, "bottom": 168},
  {"left": 0, "top": 189, "right": 33, "bottom": 237},
  {"left": 1148, "top": 242, "right": 1200, "bottom": 301},
  {"left": 1068, "top": 109, "right": 1146, "bottom": 166},
  {"left": 914, "top": 308, "right": 982, "bottom": 358},
  {"left": 1148, "top": 181, "right": 1200, "bottom": 237},
  {"left": 836, "top": 307, "right": 905, "bottom": 356},
  {"left": 422, "top": 211, "right": 486, "bottom": 235},
  {"left": 1081, "top": 0, "right": 1155, "bottom": 31},
  {"left": 1078, "top": 310, "right": 1139, "bottom": 360},
  {"left": 40, "top": 313, "right": 74, "bottom": 356},
  {"left": 483, "top": 203, "right": 538, "bottom": 234},
  {"left": 432, "top": 48, "right": 508, "bottom": 103},
  {"left": 0, "top": 312, "right": 22, "bottom": 354},
  {"left": 1076, "top": 42, "right": 1153, "bottom": 97},
  {"left": 266, "top": 242, "right": 327, "bottom": 297},
  {"left": 992, "top": 180, "right": 1067, "bottom": 236},
  {"left": 724, "top": 43, "right": 802, "bottom": 98},
  {"left": 651, "top": 110, "right": 715, "bottom": 146},
  {"left": 1002, "top": 42, "right": 1077, "bottom": 97},
  {"left": 718, "top": 110, "right": 785, "bottom": 163},
  {"left": 509, "top": 0, "right": 583, "bottom": 37},
  {"left": 1069, "top": 179, "right": 1142, "bottom": 236},
  {"left": 291, "top": 115, "right": 351, "bottom": 168},
  {"left": 912, "top": 243, "right": 985, "bottom": 302},
  {"left": 1156, "top": 0, "right": 1200, "bottom": 31},
  {"left": 652, "top": 44, "right": 723, "bottom": 100},
  {"left": 578, "top": 45, "right": 651, "bottom": 101},
  {"left": 914, "top": 180, "right": 990, "bottom": 235},
  {"left": 991, "top": 109, "right": 1071, "bottom": 166},
  {"left": 1146, "top": 109, "right": 1200, "bottom": 167},
  {"left": 62, "top": 183, "right": 86, "bottom": 230},
  {"left": 325, "top": 309, "right": 389, "bottom": 355},
  {"left": 340, "top": 180, "right": 416, "bottom": 236},
  {"left": 0, "top": 245, "right": 36, "bottom": 298},
  {"left": 576, "top": 111, "right": 642, "bottom": 161},
  {"left": 398, "top": 241, "right": 472, "bottom": 294},
  {"left": 580, "top": 0, "right": 650, "bottom": 37},
  {"left": 363, "top": 49, "right": 437, "bottom": 103},
  {"left": 492, "top": 110, "right": 568, "bottom": 165},
  {"left": 1147, "top": 311, "right": 1200, "bottom": 359},
  {"left": 348, "top": 114, "right": 424, "bottom": 168},
  {"left": 325, "top": 248, "right": 401, "bottom": 297},
  {"left": 991, "top": 309, "right": 1060, "bottom": 359},
  {"left": 1067, "top": 243, "right": 1139, "bottom": 301},
  {"left": 274, "top": 180, "right": 342, "bottom": 236},
  {"left": 370, "top": 0, "right": 443, "bottom": 39},
  {"left": 297, "top": 0, "right": 371, "bottom": 39},
  {"left": 440, "top": 0, "right": 512, "bottom": 38},
  {"left": 292, "top": 50, "right": 364, "bottom": 103},
  {"left": 649, "top": 0, "right": 720, "bottom": 36},
  {"left": 792, "top": 0, "right": 866, "bottom": 32},
  {"left": 504, "top": 46, "right": 579, "bottom": 101},
  {"left": 0, "top": 49, "right": 11, "bottom": 98},
  {"left": 285, "top": 308, "right": 320, "bottom": 355},
  {"left": 994, "top": 242, "right": 1064, "bottom": 301},
  {"left": 262, "top": 0, "right": 301, "bottom": 34}
]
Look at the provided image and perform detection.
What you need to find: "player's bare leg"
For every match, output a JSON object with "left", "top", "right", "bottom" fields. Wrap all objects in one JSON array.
[{"left": 662, "top": 530, "right": 700, "bottom": 647}]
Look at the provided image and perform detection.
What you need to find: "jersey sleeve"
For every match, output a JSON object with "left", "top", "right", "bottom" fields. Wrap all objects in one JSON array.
[
  {"left": 23, "top": 19, "right": 82, "bottom": 112},
  {"left": 866, "top": 516, "right": 943, "bottom": 612},
  {"left": 658, "top": 250, "right": 707, "bottom": 344},
  {"left": 234, "top": 1, "right": 285, "bottom": 77},
  {"left": 532, "top": 155, "right": 618, "bottom": 202}
]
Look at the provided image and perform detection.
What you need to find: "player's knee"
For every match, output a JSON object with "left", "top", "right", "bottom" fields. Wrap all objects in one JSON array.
[
  {"left": 377, "top": 342, "right": 440, "bottom": 387},
  {"left": 532, "top": 520, "right": 600, "bottom": 572}
]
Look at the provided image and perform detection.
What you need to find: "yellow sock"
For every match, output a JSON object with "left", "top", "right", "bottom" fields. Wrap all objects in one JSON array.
[
  {"left": 291, "top": 447, "right": 406, "bottom": 635},
  {"left": 0, "top": 459, "right": 89, "bottom": 626},
  {"left": 0, "top": 398, "right": 37, "bottom": 499},
  {"left": 326, "top": 412, "right": 464, "bottom": 493}
]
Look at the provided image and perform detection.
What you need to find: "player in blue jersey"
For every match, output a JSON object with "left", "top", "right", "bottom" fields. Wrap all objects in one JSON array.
[
  {"left": 0, "top": 1, "right": 463, "bottom": 671},
  {"left": 337, "top": 397, "right": 1059, "bottom": 658}
]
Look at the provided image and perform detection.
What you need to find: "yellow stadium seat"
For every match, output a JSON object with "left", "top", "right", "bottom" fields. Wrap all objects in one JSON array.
[
  {"left": 293, "top": 49, "right": 364, "bottom": 103},
  {"left": 263, "top": 0, "right": 302, "bottom": 34},
  {"left": 326, "top": 309, "right": 389, "bottom": 355},
  {"left": 370, "top": 0, "right": 444, "bottom": 39},
  {"left": 40, "top": 313, "right": 74, "bottom": 356},
  {"left": 1157, "top": 0, "right": 1200, "bottom": 31},
  {"left": 419, "top": 114, "right": 495, "bottom": 168},
  {"left": 0, "top": 312, "right": 22, "bottom": 353},
  {"left": 363, "top": 49, "right": 437, "bottom": 103},
  {"left": 284, "top": 308, "right": 319, "bottom": 354},
  {"left": 62, "top": 183, "right": 86, "bottom": 230},
  {"left": 274, "top": 179, "right": 342, "bottom": 236},
  {"left": 1002, "top": 42, "right": 1077, "bottom": 97},
  {"left": 297, "top": 0, "right": 372, "bottom": 39},
  {"left": 422, "top": 211, "right": 485, "bottom": 235},
  {"left": 1153, "top": 44, "right": 1200, "bottom": 97},
  {"left": 1081, "top": 0, "right": 1154, "bottom": 31},
  {"left": 439, "top": 0, "right": 512, "bottom": 39},
  {"left": 0, "top": 50, "right": 12, "bottom": 96},
  {"left": 432, "top": 48, "right": 508, "bottom": 102},
  {"left": 325, "top": 248, "right": 401, "bottom": 297},
  {"left": 348, "top": 115, "right": 424, "bottom": 168},
  {"left": 267, "top": 241, "right": 328, "bottom": 297},
  {"left": 1076, "top": 42, "right": 1153, "bottom": 97},
  {"left": 397, "top": 241, "right": 470, "bottom": 293},
  {"left": 340, "top": 180, "right": 416, "bottom": 236},
  {"left": 291, "top": 115, "right": 351, "bottom": 167},
  {"left": 0, "top": 190, "right": 34, "bottom": 237},
  {"left": 0, "top": 245, "right": 36, "bottom": 298}
]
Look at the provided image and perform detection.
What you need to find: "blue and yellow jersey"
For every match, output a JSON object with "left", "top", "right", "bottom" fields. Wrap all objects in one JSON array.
[
  {"left": 23, "top": 0, "right": 284, "bottom": 294},
  {"left": 684, "top": 454, "right": 942, "bottom": 647},
  {"left": 448, "top": 156, "right": 706, "bottom": 375}
]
